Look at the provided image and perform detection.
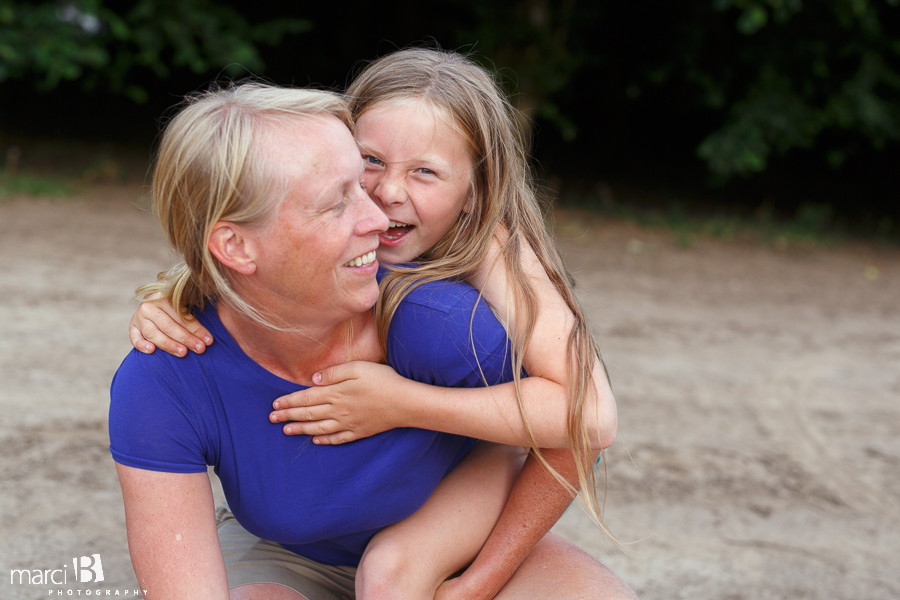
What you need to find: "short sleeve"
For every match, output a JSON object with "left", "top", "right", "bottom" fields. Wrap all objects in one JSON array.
[
  {"left": 108, "top": 350, "right": 210, "bottom": 473},
  {"left": 387, "top": 280, "right": 519, "bottom": 389}
]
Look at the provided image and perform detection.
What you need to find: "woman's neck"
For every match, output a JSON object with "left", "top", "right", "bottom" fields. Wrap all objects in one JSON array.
[{"left": 216, "top": 304, "right": 381, "bottom": 385}]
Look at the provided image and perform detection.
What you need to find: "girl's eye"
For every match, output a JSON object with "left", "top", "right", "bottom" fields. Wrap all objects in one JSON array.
[{"left": 364, "top": 155, "right": 383, "bottom": 167}]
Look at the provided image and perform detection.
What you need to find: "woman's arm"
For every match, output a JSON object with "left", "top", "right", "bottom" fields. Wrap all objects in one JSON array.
[{"left": 116, "top": 464, "right": 230, "bottom": 600}]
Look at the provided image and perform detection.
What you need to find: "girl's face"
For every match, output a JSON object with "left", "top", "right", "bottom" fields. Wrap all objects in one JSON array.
[{"left": 356, "top": 102, "right": 475, "bottom": 264}]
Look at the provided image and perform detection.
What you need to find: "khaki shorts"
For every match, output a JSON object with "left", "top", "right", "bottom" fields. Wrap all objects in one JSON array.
[{"left": 216, "top": 504, "right": 357, "bottom": 600}]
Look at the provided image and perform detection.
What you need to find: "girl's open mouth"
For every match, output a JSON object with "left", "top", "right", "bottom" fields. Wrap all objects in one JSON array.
[{"left": 381, "top": 220, "right": 414, "bottom": 242}]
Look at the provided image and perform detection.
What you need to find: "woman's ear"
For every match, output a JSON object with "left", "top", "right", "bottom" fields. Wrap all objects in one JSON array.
[{"left": 208, "top": 222, "right": 257, "bottom": 276}]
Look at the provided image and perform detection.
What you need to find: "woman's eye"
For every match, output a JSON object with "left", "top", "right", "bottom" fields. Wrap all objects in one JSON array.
[
  {"left": 417, "top": 168, "right": 435, "bottom": 175},
  {"left": 364, "top": 155, "right": 383, "bottom": 167}
]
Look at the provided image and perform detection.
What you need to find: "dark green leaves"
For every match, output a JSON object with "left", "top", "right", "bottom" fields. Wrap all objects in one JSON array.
[{"left": 0, "top": 1, "right": 310, "bottom": 101}]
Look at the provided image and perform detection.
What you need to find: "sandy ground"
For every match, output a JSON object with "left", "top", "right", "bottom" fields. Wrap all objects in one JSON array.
[{"left": 1, "top": 184, "right": 899, "bottom": 599}]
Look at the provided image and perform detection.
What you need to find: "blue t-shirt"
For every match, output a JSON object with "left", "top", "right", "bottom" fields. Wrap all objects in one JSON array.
[{"left": 109, "top": 271, "right": 516, "bottom": 566}]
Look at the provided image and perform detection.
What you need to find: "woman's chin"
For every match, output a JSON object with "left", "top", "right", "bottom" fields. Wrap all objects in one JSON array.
[
  {"left": 356, "top": 285, "right": 381, "bottom": 312},
  {"left": 376, "top": 245, "right": 415, "bottom": 265}
]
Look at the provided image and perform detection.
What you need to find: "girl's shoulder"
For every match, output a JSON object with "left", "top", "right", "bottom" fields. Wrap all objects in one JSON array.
[
  {"left": 378, "top": 265, "right": 515, "bottom": 388},
  {"left": 377, "top": 264, "right": 482, "bottom": 315}
]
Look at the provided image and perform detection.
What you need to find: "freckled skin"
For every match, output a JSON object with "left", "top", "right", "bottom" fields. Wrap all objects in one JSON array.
[{"left": 356, "top": 103, "right": 474, "bottom": 264}]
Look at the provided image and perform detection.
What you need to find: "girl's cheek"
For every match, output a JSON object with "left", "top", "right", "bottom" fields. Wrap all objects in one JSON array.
[{"left": 362, "top": 173, "right": 379, "bottom": 197}]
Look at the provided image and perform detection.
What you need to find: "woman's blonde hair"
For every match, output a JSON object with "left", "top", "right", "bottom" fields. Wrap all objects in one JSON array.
[
  {"left": 347, "top": 48, "right": 614, "bottom": 539},
  {"left": 137, "top": 82, "right": 353, "bottom": 325}
]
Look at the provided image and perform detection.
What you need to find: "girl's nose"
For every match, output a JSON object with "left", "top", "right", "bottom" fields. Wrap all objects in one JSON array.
[{"left": 373, "top": 174, "right": 407, "bottom": 207}]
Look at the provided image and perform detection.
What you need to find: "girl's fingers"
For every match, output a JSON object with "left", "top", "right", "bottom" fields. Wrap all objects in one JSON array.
[
  {"left": 272, "top": 389, "right": 321, "bottom": 410},
  {"left": 183, "top": 320, "right": 214, "bottom": 346},
  {"left": 149, "top": 307, "right": 209, "bottom": 354},
  {"left": 180, "top": 319, "right": 214, "bottom": 349},
  {"left": 313, "top": 361, "right": 364, "bottom": 386},
  {"left": 137, "top": 318, "right": 189, "bottom": 357},
  {"left": 280, "top": 420, "right": 344, "bottom": 437},
  {"left": 311, "top": 432, "right": 357, "bottom": 445},
  {"left": 269, "top": 405, "right": 330, "bottom": 424},
  {"left": 132, "top": 301, "right": 214, "bottom": 356},
  {"left": 129, "top": 324, "right": 157, "bottom": 355}
]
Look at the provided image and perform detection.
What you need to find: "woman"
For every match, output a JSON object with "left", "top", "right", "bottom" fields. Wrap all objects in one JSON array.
[{"left": 111, "top": 81, "right": 634, "bottom": 599}]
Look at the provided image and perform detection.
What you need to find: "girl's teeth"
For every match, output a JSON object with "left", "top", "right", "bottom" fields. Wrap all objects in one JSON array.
[{"left": 389, "top": 220, "right": 411, "bottom": 228}]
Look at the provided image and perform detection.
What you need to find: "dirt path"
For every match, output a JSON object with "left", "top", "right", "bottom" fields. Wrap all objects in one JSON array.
[{"left": 1, "top": 186, "right": 898, "bottom": 599}]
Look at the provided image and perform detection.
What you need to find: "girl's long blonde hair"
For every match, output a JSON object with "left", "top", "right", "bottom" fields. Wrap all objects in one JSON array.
[{"left": 347, "top": 48, "right": 614, "bottom": 539}]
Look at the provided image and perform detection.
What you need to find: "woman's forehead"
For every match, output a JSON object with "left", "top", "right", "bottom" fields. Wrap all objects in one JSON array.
[
  {"left": 263, "top": 118, "right": 360, "bottom": 199},
  {"left": 267, "top": 116, "right": 356, "bottom": 166}
]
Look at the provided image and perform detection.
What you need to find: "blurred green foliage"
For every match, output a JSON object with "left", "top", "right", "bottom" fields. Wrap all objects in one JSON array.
[
  {"left": 0, "top": 171, "right": 79, "bottom": 198},
  {"left": 690, "top": 0, "right": 900, "bottom": 179},
  {"left": 0, "top": 0, "right": 898, "bottom": 194},
  {"left": 0, "top": 0, "right": 309, "bottom": 102},
  {"left": 457, "top": 0, "right": 584, "bottom": 141}
]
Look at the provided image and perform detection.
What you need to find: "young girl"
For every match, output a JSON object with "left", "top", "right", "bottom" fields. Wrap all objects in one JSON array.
[{"left": 130, "top": 48, "right": 629, "bottom": 599}]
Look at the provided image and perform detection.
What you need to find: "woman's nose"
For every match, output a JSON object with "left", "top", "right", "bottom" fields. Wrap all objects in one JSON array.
[{"left": 355, "top": 187, "right": 389, "bottom": 235}]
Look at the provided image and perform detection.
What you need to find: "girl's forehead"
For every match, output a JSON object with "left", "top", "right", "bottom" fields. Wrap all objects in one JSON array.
[
  {"left": 362, "top": 98, "right": 443, "bottom": 127},
  {"left": 359, "top": 99, "right": 474, "bottom": 156}
]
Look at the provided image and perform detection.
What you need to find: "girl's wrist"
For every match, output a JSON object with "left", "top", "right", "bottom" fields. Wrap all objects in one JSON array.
[
  {"left": 455, "top": 558, "right": 512, "bottom": 600},
  {"left": 388, "top": 376, "right": 426, "bottom": 429}
]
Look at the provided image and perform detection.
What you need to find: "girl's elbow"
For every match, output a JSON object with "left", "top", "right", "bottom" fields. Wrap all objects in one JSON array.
[
  {"left": 598, "top": 417, "right": 617, "bottom": 450},
  {"left": 589, "top": 392, "right": 618, "bottom": 450},
  {"left": 581, "top": 413, "right": 615, "bottom": 452}
]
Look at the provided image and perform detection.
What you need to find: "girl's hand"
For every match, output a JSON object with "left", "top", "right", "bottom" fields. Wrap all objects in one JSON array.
[
  {"left": 130, "top": 295, "right": 213, "bottom": 357},
  {"left": 269, "top": 361, "right": 413, "bottom": 444}
]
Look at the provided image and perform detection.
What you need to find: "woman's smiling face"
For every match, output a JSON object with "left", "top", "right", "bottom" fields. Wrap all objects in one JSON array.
[
  {"left": 246, "top": 116, "right": 387, "bottom": 322},
  {"left": 356, "top": 102, "right": 475, "bottom": 264}
]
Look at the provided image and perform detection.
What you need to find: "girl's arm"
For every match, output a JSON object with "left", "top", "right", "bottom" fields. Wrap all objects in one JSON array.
[
  {"left": 130, "top": 235, "right": 616, "bottom": 450},
  {"left": 466, "top": 225, "right": 616, "bottom": 448},
  {"left": 115, "top": 464, "right": 230, "bottom": 600},
  {"left": 435, "top": 228, "right": 613, "bottom": 598},
  {"left": 271, "top": 362, "right": 608, "bottom": 448},
  {"left": 271, "top": 228, "right": 616, "bottom": 450},
  {"left": 131, "top": 304, "right": 613, "bottom": 450}
]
